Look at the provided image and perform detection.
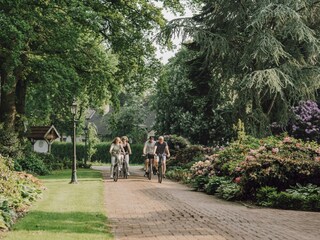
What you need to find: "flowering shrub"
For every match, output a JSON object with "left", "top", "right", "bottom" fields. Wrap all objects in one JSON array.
[
  {"left": 189, "top": 160, "right": 213, "bottom": 190},
  {"left": 0, "top": 155, "right": 42, "bottom": 231},
  {"left": 171, "top": 134, "right": 320, "bottom": 209},
  {"left": 167, "top": 145, "right": 204, "bottom": 167},
  {"left": 291, "top": 100, "right": 320, "bottom": 142}
]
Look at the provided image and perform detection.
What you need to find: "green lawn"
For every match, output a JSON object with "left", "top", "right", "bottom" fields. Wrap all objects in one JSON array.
[{"left": 3, "top": 169, "right": 112, "bottom": 240}]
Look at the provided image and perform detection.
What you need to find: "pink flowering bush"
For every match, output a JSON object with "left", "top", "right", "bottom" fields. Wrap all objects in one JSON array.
[{"left": 184, "top": 134, "right": 320, "bottom": 205}]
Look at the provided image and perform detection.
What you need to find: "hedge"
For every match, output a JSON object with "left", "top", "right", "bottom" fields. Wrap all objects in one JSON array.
[{"left": 51, "top": 142, "right": 144, "bottom": 164}]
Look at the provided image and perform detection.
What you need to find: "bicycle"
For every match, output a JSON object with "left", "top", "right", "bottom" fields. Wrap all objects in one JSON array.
[
  {"left": 121, "top": 154, "right": 128, "bottom": 179},
  {"left": 113, "top": 155, "right": 122, "bottom": 182},
  {"left": 146, "top": 154, "right": 155, "bottom": 180},
  {"left": 157, "top": 153, "right": 166, "bottom": 183}
]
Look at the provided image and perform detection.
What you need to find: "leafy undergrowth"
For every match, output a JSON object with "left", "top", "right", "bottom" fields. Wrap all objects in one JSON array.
[
  {"left": 167, "top": 135, "right": 320, "bottom": 211},
  {"left": 0, "top": 155, "right": 43, "bottom": 231},
  {"left": 2, "top": 169, "right": 112, "bottom": 240}
]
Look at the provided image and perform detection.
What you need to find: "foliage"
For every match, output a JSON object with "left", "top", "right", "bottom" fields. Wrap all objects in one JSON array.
[
  {"left": 0, "top": 124, "right": 22, "bottom": 158},
  {"left": 4, "top": 169, "right": 112, "bottom": 239},
  {"left": 204, "top": 176, "right": 230, "bottom": 195},
  {"left": 51, "top": 142, "right": 144, "bottom": 164},
  {"left": 168, "top": 134, "right": 320, "bottom": 210},
  {"left": 216, "top": 182, "right": 242, "bottom": 201},
  {"left": 86, "top": 123, "right": 100, "bottom": 162},
  {"left": 155, "top": 0, "right": 320, "bottom": 142},
  {"left": 14, "top": 150, "right": 72, "bottom": 175},
  {"left": 0, "top": 0, "right": 182, "bottom": 135},
  {"left": 256, "top": 184, "right": 320, "bottom": 211},
  {"left": 0, "top": 155, "right": 42, "bottom": 231},
  {"left": 153, "top": 48, "right": 235, "bottom": 145},
  {"left": 107, "top": 96, "right": 149, "bottom": 143},
  {"left": 291, "top": 100, "right": 320, "bottom": 142},
  {"left": 168, "top": 145, "right": 204, "bottom": 167},
  {"left": 164, "top": 134, "right": 190, "bottom": 152},
  {"left": 166, "top": 168, "right": 189, "bottom": 182},
  {"left": 14, "top": 152, "right": 50, "bottom": 176}
]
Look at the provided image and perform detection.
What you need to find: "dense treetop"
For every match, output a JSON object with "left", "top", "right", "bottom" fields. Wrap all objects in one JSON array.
[{"left": 154, "top": 0, "right": 320, "bottom": 144}]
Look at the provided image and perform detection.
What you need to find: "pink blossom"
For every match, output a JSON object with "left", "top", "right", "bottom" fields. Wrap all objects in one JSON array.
[
  {"left": 249, "top": 149, "right": 257, "bottom": 155},
  {"left": 315, "top": 157, "right": 320, "bottom": 162},
  {"left": 283, "top": 137, "right": 292, "bottom": 143},
  {"left": 258, "top": 146, "right": 266, "bottom": 152},
  {"left": 234, "top": 177, "right": 241, "bottom": 184},
  {"left": 246, "top": 155, "right": 256, "bottom": 161},
  {"left": 272, "top": 148, "right": 279, "bottom": 154}
]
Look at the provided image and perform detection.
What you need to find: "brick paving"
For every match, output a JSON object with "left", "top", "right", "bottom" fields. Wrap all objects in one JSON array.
[{"left": 95, "top": 166, "right": 320, "bottom": 240}]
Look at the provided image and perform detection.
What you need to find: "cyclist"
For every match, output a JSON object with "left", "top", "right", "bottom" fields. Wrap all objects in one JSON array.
[
  {"left": 153, "top": 136, "right": 170, "bottom": 178},
  {"left": 143, "top": 136, "right": 156, "bottom": 176},
  {"left": 121, "top": 136, "right": 132, "bottom": 176},
  {"left": 109, "top": 137, "right": 125, "bottom": 178}
]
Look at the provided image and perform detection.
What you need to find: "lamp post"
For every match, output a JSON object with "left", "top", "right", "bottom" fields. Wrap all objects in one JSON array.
[
  {"left": 70, "top": 100, "right": 78, "bottom": 184},
  {"left": 83, "top": 125, "right": 89, "bottom": 166}
]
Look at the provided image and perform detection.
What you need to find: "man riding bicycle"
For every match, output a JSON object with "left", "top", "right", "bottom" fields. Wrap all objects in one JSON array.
[
  {"left": 153, "top": 136, "right": 170, "bottom": 178},
  {"left": 143, "top": 136, "right": 156, "bottom": 176}
]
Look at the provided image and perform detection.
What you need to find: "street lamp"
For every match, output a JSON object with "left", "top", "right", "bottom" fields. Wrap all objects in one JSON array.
[
  {"left": 70, "top": 100, "right": 78, "bottom": 184},
  {"left": 83, "top": 125, "right": 89, "bottom": 166}
]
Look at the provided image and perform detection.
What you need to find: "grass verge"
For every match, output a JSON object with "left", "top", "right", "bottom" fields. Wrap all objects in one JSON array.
[{"left": 2, "top": 169, "right": 112, "bottom": 240}]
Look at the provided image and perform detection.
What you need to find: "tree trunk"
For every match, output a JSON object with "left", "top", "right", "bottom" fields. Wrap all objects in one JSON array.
[
  {"left": 15, "top": 77, "right": 27, "bottom": 134},
  {"left": 0, "top": 72, "right": 17, "bottom": 129}
]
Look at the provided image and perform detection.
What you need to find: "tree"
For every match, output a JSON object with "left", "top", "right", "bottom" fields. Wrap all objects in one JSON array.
[
  {"left": 0, "top": 0, "right": 181, "bottom": 136},
  {"left": 154, "top": 47, "right": 235, "bottom": 144},
  {"left": 107, "top": 94, "right": 151, "bottom": 143},
  {"left": 157, "top": 0, "right": 320, "bottom": 141}
]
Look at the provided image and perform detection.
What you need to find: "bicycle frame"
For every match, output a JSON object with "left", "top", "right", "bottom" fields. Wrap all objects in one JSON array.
[
  {"left": 157, "top": 154, "right": 166, "bottom": 183},
  {"left": 113, "top": 155, "right": 123, "bottom": 182}
]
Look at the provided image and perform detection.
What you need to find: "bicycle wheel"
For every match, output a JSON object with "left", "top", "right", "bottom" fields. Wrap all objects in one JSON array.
[
  {"left": 123, "top": 161, "right": 128, "bottom": 179},
  {"left": 113, "top": 164, "right": 118, "bottom": 182},
  {"left": 158, "top": 164, "right": 163, "bottom": 183},
  {"left": 148, "top": 161, "right": 152, "bottom": 180}
]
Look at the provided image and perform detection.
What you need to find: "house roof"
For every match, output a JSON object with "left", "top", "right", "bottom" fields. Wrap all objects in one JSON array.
[{"left": 27, "top": 125, "right": 60, "bottom": 141}]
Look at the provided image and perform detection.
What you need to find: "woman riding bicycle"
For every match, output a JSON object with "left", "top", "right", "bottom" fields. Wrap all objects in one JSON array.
[
  {"left": 109, "top": 137, "right": 125, "bottom": 178},
  {"left": 121, "top": 136, "right": 132, "bottom": 176},
  {"left": 153, "top": 136, "right": 170, "bottom": 178}
]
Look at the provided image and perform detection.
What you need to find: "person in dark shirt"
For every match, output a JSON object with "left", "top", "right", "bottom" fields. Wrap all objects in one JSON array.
[{"left": 153, "top": 136, "right": 170, "bottom": 178}]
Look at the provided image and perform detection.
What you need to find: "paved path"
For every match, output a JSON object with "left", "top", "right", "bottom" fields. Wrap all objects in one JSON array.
[{"left": 94, "top": 166, "right": 320, "bottom": 240}]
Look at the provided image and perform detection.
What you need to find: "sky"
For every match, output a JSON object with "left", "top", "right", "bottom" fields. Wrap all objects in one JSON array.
[{"left": 154, "top": 3, "right": 194, "bottom": 64}]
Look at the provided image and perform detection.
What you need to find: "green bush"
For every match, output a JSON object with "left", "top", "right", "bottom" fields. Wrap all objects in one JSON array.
[
  {"left": 164, "top": 134, "right": 190, "bottom": 152},
  {"left": 204, "top": 176, "right": 230, "bottom": 195},
  {"left": 14, "top": 150, "right": 72, "bottom": 175},
  {"left": 256, "top": 186, "right": 278, "bottom": 207},
  {"left": 0, "top": 124, "right": 22, "bottom": 158},
  {"left": 52, "top": 142, "right": 144, "bottom": 164},
  {"left": 168, "top": 145, "right": 204, "bottom": 167},
  {"left": 178, "top": 134, "right": 320, "bottom": 210},
  {"left": 0, "top": 155, "right": 42, "bottom": 230},
  {"left": 256, "top": 184, "right": 320, "bottom": 211},
  {"left": 15, "top": 152, "right": 50, "bottom": 176},
  {"left": 166, "top": 168, "right": 189, "bottom": 182},
  {"left": 216, "top": 181, "right": 242, "bottom": 201},
  {"left": 51, "top": 142, "right": 86, "bottom": 163}
]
